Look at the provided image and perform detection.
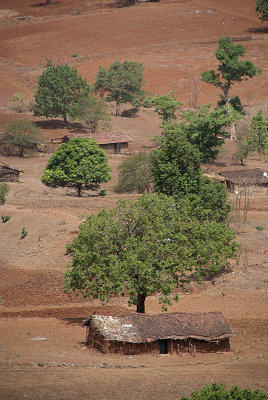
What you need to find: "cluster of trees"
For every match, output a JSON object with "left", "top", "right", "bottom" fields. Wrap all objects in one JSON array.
[
  {"left": 62, "top": 37, "right": 265, "bottom": 313},
  {"left": 1, "top": 35, "right": 265, "bottom": 313},
  {"left": 33, "top": 60, "right": 145, "bottom": 123}
]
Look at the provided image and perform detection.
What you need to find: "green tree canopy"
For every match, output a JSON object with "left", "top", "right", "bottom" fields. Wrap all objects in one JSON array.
[
  {"left": 178, "top": 177, "right": 231, "bottom": 223},
  {"left": 150, "top": 94, "right": 182, "bottom": 122},
  {"left": 255, "top": 0, "right": 268, "bottom": 22},
  {"left": 151, "top": 122, "right": 231, "bottom": 222},
  {"left": 151, "top": 124, "right": 203, "bottom": 197},
  {"left": 41, "top": 137, "right": 111, "bottom": 196},
  {"left": 179, "top": 104, "right": 243, "bottom": 163},
  {"left": 202, "top": 36, "right": 261, "bottom": 107},
  {"left": 246, "top": 111, "right": 268, "bottom": 156},
  {"left": 94, "top": 61, "right": 145, "bottom": 116},
  {"left": 114, "top": 153, "right": 152, "bottom": 194},
  {"left": 181, "top": 383, "right": 268, "bottom": 400},
  {"left": 33, "top": 62, "right": 91, "bottom": 122},
  {"left": 64, "top": 193, "right": 237, "bottom": 313},
  {"left": 71, "top": 95, "right": 111, "bottom": 133},
  {"left": 0, "top": 120, "right": 43, "bottom": 157}
]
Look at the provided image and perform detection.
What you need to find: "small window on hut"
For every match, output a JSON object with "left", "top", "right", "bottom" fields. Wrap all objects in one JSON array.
[
  {"left": 114, "top": 143, "right": 121, "bottom": 154},
  {"left": 159, "top": 339, "right": 168, "bottom": 354}
]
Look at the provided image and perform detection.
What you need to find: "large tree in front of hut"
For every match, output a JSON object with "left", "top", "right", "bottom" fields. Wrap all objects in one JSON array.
[
  {"left": 41, "top": 138, "right": 111, "bottom": 196},
  {"left": 64, "top": 194, "right": 237, "bottom": 313}
]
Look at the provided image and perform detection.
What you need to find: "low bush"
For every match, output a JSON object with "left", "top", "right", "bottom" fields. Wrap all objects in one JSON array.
[
  {"left": 20, "top": 227, "right": 28, "bottom": 239},
  {"left": 0, "top": 183, "right": 9, "bottom": 205},
  {"left": 1, "top": 215, "right": 11, "bottom": 223},
  {"left": 181, "top": 383, "right": 268, "bottom": 400}
]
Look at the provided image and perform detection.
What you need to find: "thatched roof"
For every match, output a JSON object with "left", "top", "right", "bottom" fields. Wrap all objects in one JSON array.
[
  {"left": 90, "top": 132, "right": 131, "bottom": 145},
  {"left": 52, "top": 132, "right": 131, "bottom": 145},
  {"left": 203, "top": 173, "right": 226, "bottom": 182},
  {"left": 0, "top": 164, "right": 22, "bottom": 181},
  {"left": 219, "top": 169, "right": 268, "bottom": 185},
  {"left": 83, "top": 312, "right": 233, "bottom": 343}
]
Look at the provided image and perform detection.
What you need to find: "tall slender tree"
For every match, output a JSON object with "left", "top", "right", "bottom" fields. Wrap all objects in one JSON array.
[{"left": 202, "top": 36, "right": 261, "bottom": 108}]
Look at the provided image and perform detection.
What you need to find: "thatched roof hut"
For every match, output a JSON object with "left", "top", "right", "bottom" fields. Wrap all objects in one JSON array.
[
  {"left": 45, "top": 132, "right": 132, "bottom": 154},
  {"left": 0, "top": 164, "right": 22, "bottom": 182},
  {"left": 219, "top": 169, "right": 268, "bottom": 192},
  {"left": 83, "top": 312, "right": 233, "bottom": 354}
]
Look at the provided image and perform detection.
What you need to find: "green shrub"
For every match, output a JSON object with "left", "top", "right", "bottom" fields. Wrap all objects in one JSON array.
[
  {"left": 1, "top": 215, "right": 11, "bottom": 223},
  {"left": 0, "top": 183, "right": 9, "bottom": 205},
  {"left": 99, "top": 189, "right": 107, "bottom": 197},
  {"left": 20, "top": 227, "right": 28, "bottom": 239},
  {"left": 181, "top": 383, "right": 268, "bottom": 400},
  {"left": 143, "top": 96, "right": 154, "bottom": 108},
  {"left": 114, "top": 153, "right": 152, "bottom": 194}
]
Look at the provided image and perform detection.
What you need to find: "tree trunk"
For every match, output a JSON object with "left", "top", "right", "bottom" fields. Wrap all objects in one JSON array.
[
  {"left": 136, "top": 294, "right": 146, "bottom": 313},
  {"left": 19, "top": 147, "right": 24, "bottom": 157},
  {"left": 77, "top": 184, "right": 82, "bottom": 197},
  {"left": 115, "top": 102, "right": 120, "bottom": 117}
]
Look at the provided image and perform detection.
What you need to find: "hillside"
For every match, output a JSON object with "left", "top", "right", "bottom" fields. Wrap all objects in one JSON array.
[{"left": 0, "top": 1, "right": 267, "bottom": 399}]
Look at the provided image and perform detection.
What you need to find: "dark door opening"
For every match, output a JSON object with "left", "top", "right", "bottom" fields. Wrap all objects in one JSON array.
[
  {"left": 159, "top": 339, "right": 168, "bottom": 354},
  {"left": 114, "top": 143, "right": 121, "bottom": 154}
]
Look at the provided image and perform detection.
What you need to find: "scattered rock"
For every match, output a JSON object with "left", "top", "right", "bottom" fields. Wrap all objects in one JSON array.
[{"left": 37, "top": 362, "right": 45, "bottom": 367}]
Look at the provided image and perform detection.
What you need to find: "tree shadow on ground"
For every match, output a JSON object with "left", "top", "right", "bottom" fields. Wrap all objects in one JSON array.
[
  {"left": 248, "top": 26, "right": 268, "bottom": 34},
  {"left": 63, "top": 317, "right": 86, "bottom": 326},
  {"left": 30, "top": 1, "right": 61, "bottom": 7},
  {"left": 34, "top": 119, "right": 87, "bottom": 133}
]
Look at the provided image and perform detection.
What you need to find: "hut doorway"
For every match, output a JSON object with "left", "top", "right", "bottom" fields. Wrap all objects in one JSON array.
[{"left": 159, "top": 339, "right": 168, "bottom": 354}]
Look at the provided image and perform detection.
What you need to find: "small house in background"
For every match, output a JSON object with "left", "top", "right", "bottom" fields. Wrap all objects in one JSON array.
[
  {"left": 219, "top": 169, "right": 268, "bottom": 192},
  {"left": 45, "top": 132, "right": 132, "bottom": 155},
  {"left": 88, "top": 132, "right": 131, "bottom": 155},
  {"left": 83, "top": 312, "right": 233, "bottom": 355},
  {"left": 0, "top": 164, "right": 22, "bottom": 182}
]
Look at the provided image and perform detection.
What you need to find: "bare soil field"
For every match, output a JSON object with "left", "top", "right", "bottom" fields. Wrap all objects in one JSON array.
[{"left": 0, "top": 0, "right": 267, "bottom": 399}]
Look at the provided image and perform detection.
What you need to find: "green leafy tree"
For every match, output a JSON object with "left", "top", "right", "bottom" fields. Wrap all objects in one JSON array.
[
  {"left": 151, "top": 124, "right": 231, "bottom": 222},
  {"left": 181, "top": 383, "right": 268, "bottom": 400},
  {"left": 179, "top": 177, "right": 231, "bottom": 223},
  {"left": 64, "top": 193, "right": 237, "bottom": 313},
  {"left": 233, "top": 139, "right": 250, "bottom": 165},
  {"left": 0, "top": 120, "right": 43, "bottom": 157},
  {"left": 151, "top": 124, "right": 202, "bottom": 197},
  {"left": 41, "top": 137, "right": 111, "bottom": 197},
  {"left": 246, "top": 111, "right": 268, "bottom": 156},
  {"left": 33, "top": 62, "right": 91, "bottom": 122},
  {"left": 71, "top": 95, "right": 111, "bottom": 133},
  {"left": 150, "top": 94, "right": 182, "bottom": 122},
  {"left": 179, "top": 104, "right": 243, "bottom": 163},
  {"left": 94, "top": 61, "right": 145, "bottom": 116},
  {"left": 0, "top": 183, "right": 9, "bottom": 205},
  {"left": 255, "top": 0, "right": 268, "bottom": 22},
  {"left": 114, "top": 153, "right": 152, "bottom": 194},
  {"left": 202, "top": 36, "right": 261, "bottom": 107}
]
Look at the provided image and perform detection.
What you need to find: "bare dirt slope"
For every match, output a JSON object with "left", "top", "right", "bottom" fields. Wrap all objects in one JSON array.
[{"left": 0, "top": 0, "right": 267, "bottom": 399}]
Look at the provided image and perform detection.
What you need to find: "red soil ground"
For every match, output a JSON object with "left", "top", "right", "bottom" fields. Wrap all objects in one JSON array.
[{"left": 0, "top": 1, "right": 267, "bottom": 399}]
